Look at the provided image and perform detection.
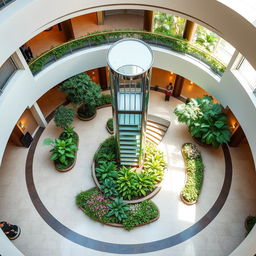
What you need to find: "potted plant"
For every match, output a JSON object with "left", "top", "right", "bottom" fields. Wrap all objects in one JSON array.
[
  {"left": 43, "top": 138, "right": 78, "bottom": 172},
  {"left": 174, "top": 95, "right": 231, "bottom": 148},
  {"left": 106, "top": 118, "right": 114, "bottom": 134},
  {"left": 60, "top": 73, "right": 102, "bottom": 120},
  {"left": 154, "top": 85, "right": 159, "bottom": 91},
  {"left": 53, "top": 105, "right": 75, "bottom": 129}
]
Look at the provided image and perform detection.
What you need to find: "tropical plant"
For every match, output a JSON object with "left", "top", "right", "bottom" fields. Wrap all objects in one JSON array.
[
  {"left": 107, "top": 118, "right": 114, "bottom": 132},
  {"left": 174, "top": 95, "right": 231, "bottom": 148},
  {"left": 194, "top": 25, "right": 219, "bottom": 52},
  {"left": 153, "top": 12, "right": 186, "bottom": 37},
  {"left": 107, "top": 197, "right": 129, "bottom": 222},
  {"left": 60, "top": 73, "right": 102, "bottom": 118},
  {"left": 134, "top": 173, "right": 156, "bottom": 196},
  {"left": 43, "top": 138, "right": 77, "bottom": 166},
  {"left": 100, "top": 178, "right": 119, "bottom": 198},
  {"left": 95, "top": 161, "right": 118, "bottom": 184},
  {"left": 53, "top": 105, "right": 75, "bottom": 129}
]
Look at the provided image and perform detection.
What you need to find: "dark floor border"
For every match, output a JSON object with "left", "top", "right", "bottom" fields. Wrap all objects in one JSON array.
[{"left": 25, "top": 105, "right": 232, "bottom": 254}]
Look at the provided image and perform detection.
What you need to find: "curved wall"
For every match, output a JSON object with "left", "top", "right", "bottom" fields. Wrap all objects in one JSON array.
[{"left": 0, "top": 0, "right": 256, "bottom": 68}]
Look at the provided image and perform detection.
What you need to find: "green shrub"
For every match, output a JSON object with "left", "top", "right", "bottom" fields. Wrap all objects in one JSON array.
[
  {"left": 181, "top": 143, "right": 204, "bottom": 203},
  {"left": 60, "top": 73, "right": 101, "bottom": 118},
  {"left": 100, "top": 178, "right": 118, "bottom": 198},
  {"left": 107, "top": 118, "right": 114, "bottom": 132},
  {"left": 174, "top": 95, "right": 231, "bottom": 148},
  {"left": 122, "top": 201, "right": 159, "bottom": 230},
  {"left": 94, "top": 136, "right": 117, "bottom": 163},
  {"left": 96, "top": 94, "right": 112, "bottom": 107},
  {"left": 54, "top": 106, "right": 75, "bottom": 129},
  {"left": 95, "top": 161, "right": 118, "bottom": 184},
  {"left": 107, "top": 197, "right": 129, "bottom": 222},
  {"left": 59, "top": 126, "right": 78, "bottom": 145},
  {"left": 43, "top": 138, "right": 77, "bottom": 168}
]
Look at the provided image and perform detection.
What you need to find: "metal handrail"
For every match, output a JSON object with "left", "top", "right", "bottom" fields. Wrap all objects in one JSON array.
[{"left": 28, "top": 30, "right": 226, "bottom": 75}]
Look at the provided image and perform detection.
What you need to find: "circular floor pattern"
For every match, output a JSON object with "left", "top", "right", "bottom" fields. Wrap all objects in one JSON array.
[{"left": 25, "top": 107, "right": 232, "bottom": 254}]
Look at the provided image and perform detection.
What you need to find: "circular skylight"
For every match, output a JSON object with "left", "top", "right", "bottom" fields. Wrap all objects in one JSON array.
[{"left": 107, "top": 38, "right": 154, "bottom": 76}]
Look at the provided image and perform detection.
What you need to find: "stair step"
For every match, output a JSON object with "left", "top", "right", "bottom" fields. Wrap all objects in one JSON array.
[
  {"left": 119, "top": 114, "right": 141, "bottom": 125},
  {"left": 120, "top": 149, "right": 140, "bottom": 154},
  {"left": 120, "top": 136, "right": 140, "bottom": 141},
  {"left": 120, "top": 131, "right": 140, "bottom": 136},
  {"left": 120, "top": 162, "right": 139, "bottom": 166},
  {"left": 120, "top": 158, "right": 139, "bottom": 162},
  {"left": 120, "top": 141, "right": 140, "bottom": 146},
  {"left": 148, "top": 114, "right": 170, "bottom": 128},
  {"left": 146, "top": 134, "right": 161, "bottom": 145},
  {"left": 120, "top": 154, "right": 140, "bottom": 158},
  {"left": 119, "top": 126, "right": 141, "bottom": 131},
  {"left": 120, "top": 145, "right": 140, "bottom": 150},
  {"left": 147, "top": 121, "right": 168, "bottom": 132},
  {"left": 146, "top": 130, "right": 163, "bottom": 141},
  {"left": 146, "top": 126, "right": 165, "bottom": 136}
]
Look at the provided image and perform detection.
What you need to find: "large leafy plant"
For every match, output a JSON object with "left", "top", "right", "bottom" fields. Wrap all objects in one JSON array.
[
  {"left": 43, "top": 138, "right": 77, "bottom": 166},
  {"left": 107, "top": 197, "right": 129, "bottom": 222},
  {"left": 95, "top": 161, "right": 118, "bottom": 184},
  {"left": 54, "top": 105, "right": 75, "bottom": 129},
  {"left": 174, "top": 95, "right": 231, "bottom": 148},
  {"left": 60, "top": 73, "right": 102, "bottom": 117}
]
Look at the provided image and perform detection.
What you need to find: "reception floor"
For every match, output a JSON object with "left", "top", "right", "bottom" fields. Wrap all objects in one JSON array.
[{"left": 0, "top": 91, "right": 256, "bottom": 256}]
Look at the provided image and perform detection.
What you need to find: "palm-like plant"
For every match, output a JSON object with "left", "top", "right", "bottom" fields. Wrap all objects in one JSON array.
[
  {"left": 174, "top": 95, "right": 231, "bottom": 148},
  {"left": 43, "top": 138, "right": 77, "bottom": 165}
]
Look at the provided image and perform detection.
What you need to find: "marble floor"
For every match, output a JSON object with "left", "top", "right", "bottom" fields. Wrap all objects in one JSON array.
[{"left": 0, "top": 91, "right": 256, "bottom": 256}]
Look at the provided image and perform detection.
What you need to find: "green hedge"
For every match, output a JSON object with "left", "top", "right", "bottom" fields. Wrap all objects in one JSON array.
[
  {"left": 181, "top": 143, "right": 204, "bottom": 203},
  {"left": 29, "top": 30, "right": 226, "bottom": 75}
]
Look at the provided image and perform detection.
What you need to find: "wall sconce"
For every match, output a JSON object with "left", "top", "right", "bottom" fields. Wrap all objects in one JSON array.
[
  {"left": 190, "top": 81, "right": 194, "bottom": 85},
  {"left": 231, "top": 122, "right": 238, "bottom": 131},
  {"left": 18, "top": 121, "right": 25, "bottom": 131}
]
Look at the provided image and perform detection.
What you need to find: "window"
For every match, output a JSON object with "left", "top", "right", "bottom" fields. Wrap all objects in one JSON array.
[
  {"left": 0, "top": 58, "right": 17, "bottom": 94},
  {"left": 237, "top": 57, "right": 256, "bottom": 91},
  {"left": 153, "top": 12, "right": 186, "bottom": 37}
]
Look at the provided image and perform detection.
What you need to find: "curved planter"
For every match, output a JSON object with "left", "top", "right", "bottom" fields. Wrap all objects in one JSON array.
[
  {"left": 79, "top": 205, "right": 160, "bottom": 229},
  {"left": 91, "top": 161, "right": 162, "bottom": 204},
  {"left": 77, "top": 111, "right": 97, "bottom": 121},
  {"left": 180, "top": 143, "right": 201, "bottom": 205},
  {"left": 54, "top": 132, "right": 79, "bottom": 172},
  {"left": 106, "top": 124, "right": 114, "bottom": 134}
]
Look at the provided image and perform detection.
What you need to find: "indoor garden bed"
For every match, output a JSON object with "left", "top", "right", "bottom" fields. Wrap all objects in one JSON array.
[
  {"left": 92, "top": 136, "right": 166, "bottom": 203},
  {"left": 106, "top": 118, "right": 114, "bottom": 134},
  {"left": 76, "top": 187, "right": 159, "bottom": 230},
  {"left": 180, "top": 143, "right": 204, "bottom": 204}
]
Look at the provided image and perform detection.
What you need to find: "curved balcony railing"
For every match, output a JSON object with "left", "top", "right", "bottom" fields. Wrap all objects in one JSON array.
[{"left": 28, "top": 30, "right": 226, "bottom": 76}]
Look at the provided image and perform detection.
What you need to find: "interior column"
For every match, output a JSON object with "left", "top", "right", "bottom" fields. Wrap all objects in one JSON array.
[
  {"left": 143, "top": 10, "right": 154, "bottom": 32},
  {"left": 173, "top": 75, "right": 185, "bottom": 97},
  {"left": 30, "top": 103, "right": 47, "bottom": 128},
  {"left": 183, "top": 20, "right": 196, "bottom": 41}
]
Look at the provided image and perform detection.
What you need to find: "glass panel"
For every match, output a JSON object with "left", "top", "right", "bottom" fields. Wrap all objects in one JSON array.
[
  {"left": 0, "top": 58, "right": 17, "bottom": 92},
  {"left": 213, "top": 38, "right": 235, "bottom": 65},
  {"left": 237, "top": 58, "right": 256, "bottom": 90}
]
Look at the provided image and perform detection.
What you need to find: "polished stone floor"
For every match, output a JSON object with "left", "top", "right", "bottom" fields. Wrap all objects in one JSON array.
[{"left": 0, "top": 92, "right": 256, "bottom": 256}]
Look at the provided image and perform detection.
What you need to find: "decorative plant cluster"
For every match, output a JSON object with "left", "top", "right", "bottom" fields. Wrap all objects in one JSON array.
[
  {"left": 181, "top": 143, "right": 204, "bottom": 203},
  {"left": 174, "top": 95, "right": 231, "bottom": 148},
  {"left": 106, "top": 118, "right": 114, "bottom": 133},
  {"left": 60, "top": 73, "right": 102, "bottom": 120},
  {"left": 29, "top": 30, "right": 226, "bottom": 76},
  {"left": 94, "top": 137, "right": 166, "bottom": 200},
  {"left": 44, "top": 107, "right": 78, "bottom": 171},
  {"left": 76, "top": 188, "right": 159, "bottom": 230}
]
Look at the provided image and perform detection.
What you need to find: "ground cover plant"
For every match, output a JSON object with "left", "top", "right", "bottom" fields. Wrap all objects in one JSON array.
[
  {"left": 106, "top": 118, "right": 114, "bottom": 132},
  {"left": 76, "top": 188, "right": 159, "bottom": 230},
  {"left": 174, "top": 95, "right": 231, "bottom": 148},
  {"left": 181, "top": 143, "right": 204, "bottom": 203}
]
